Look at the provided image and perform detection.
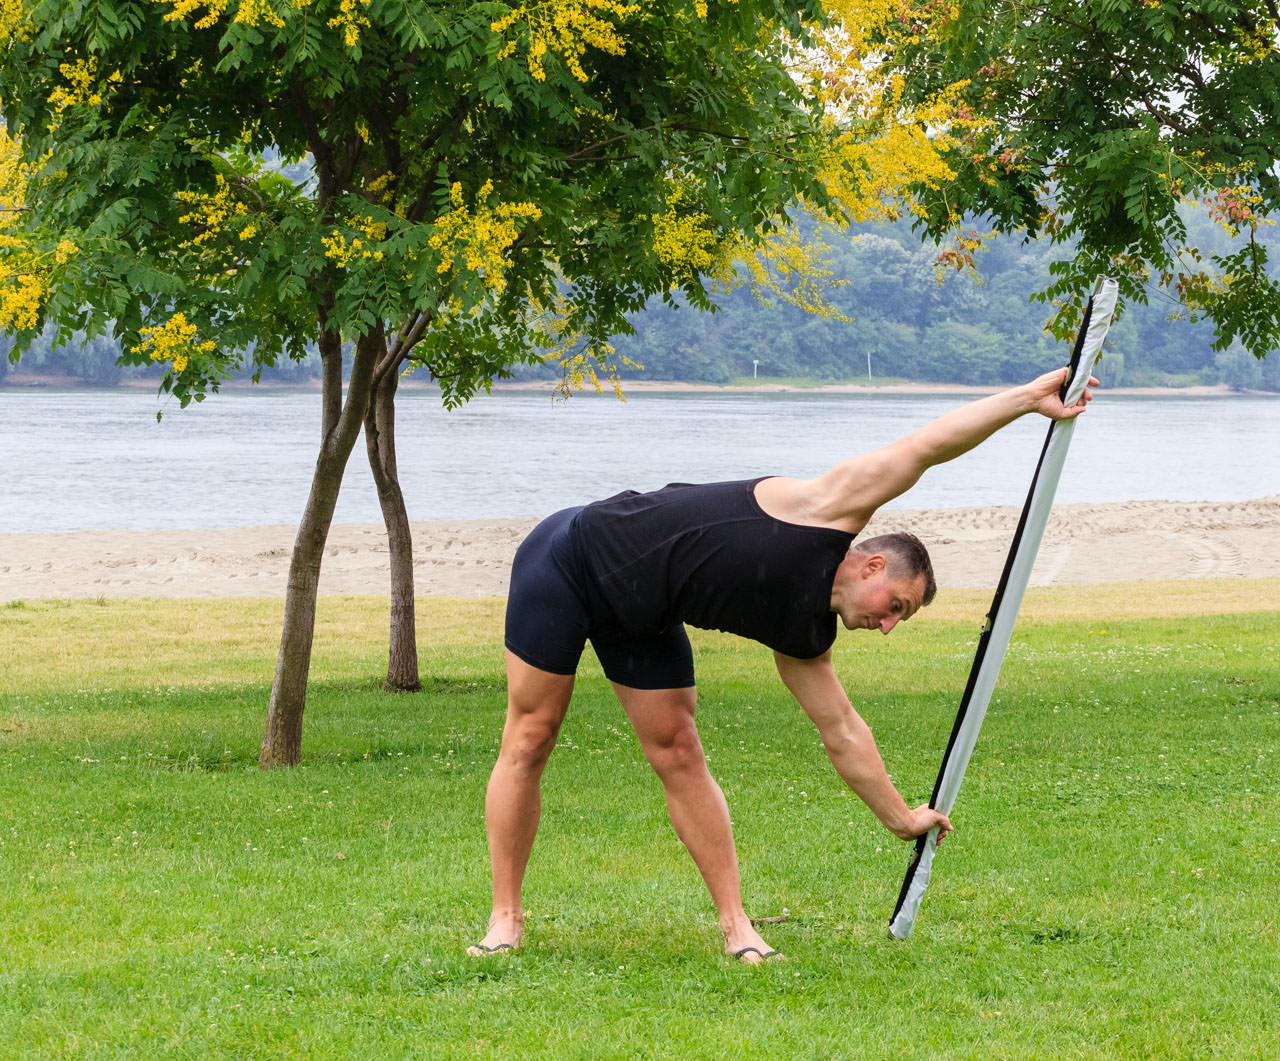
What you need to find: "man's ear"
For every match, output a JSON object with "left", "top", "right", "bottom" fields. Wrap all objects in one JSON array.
[{"left": 860, "top": 553, "right": 886, "bottom": 578}]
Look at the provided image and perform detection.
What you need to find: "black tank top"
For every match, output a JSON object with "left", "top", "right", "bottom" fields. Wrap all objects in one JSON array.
[{"left": 575, "top": 478, "right": 855, "bottom": 659}]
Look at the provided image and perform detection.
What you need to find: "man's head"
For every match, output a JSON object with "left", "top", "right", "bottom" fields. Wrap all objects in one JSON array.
[{"left": 830, "top": 532, "right": 936, "bottom": 635}]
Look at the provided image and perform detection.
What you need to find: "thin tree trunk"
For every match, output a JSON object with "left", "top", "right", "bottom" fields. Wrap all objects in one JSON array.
[
  {"left": 260, "top": 328, "right": 381, "bottom": 768},
  {"left": 364, "top": 357, "right": 421, "bottom": 691}
]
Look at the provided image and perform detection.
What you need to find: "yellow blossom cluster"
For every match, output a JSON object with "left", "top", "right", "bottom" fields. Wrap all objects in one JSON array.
[
  {"left": 0, "top": 0, "right": 33, "bottom": 42},
  {"left": 322, "top": 215, "right": 389, "bottom": 266},
  {"left": 1227, "top": 19, "right": 1278, "bottom": 63},
  {"left": 818, "top": 0, "right": 957, "bottom": 62},
  {"left": 688, "top": 0, "right": 739, "bottom": 16},
  {"left": 798, "top": 4, "right": 973, "bottom": 223},
  {"left": 822, "top": 115, "right": 961, "bottom": 224},
  {"left": 0, "top": 129, "right": 46, "bottom": 332},
  {"left": 47, "top": 57, "right": 124, "bottom": 111},
  {"left": 649, "top": 187, "right": 733, "bottom": 280},
  {"left": 556, "top": 348, "right": 627, "bottom": 399},
  {"left": 536, "top": 292, "right": 638, "bottom": 400},
  {"left": 174, "top": 174, "right": 251, "bottom": 247},
  {"left": 1206, "top": 184, "right": 1271, "bottom": 239},
  {"left": 151, "top": 0, "right": 315, "bottom": 34},
  {"left": 1167, "top": 159, "right": 1275, "bottom": 239},
  {"left": 1169, "top": 267, "right": 1231, "bottom": 316},
  {"left": 328, "top": 0, "right": 371, "bottom": 47},
  {"left": 743, "top": 228, "right": 851, "bottom": 320},
  {"left": 427, "top": 181, "right": 541, "bottom": 292},
  {"left": 491, "top": 1, "right": 639, "bottom": 83},
  {"left": 155, "top": 0, "right": 231, "bottom": 29},
  {"left": 0, "top": 263, "right": 43, "bottom": 332},
  {"left": 138, "top": 312, "right": 216, "bottom": 373},
  {"left": 237, "top": 0, "right": 288, "bottom": 26},
  {"left": 366, "top": 170, "right": 397, "bottom": 206}
]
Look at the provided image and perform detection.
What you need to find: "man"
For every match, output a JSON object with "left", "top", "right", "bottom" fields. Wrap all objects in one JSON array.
[{"left": 469, "top": 367, "right": 1096, "bottom": 963}]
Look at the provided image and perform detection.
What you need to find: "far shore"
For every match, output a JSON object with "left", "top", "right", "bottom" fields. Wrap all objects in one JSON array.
[{"left": 1, "top": 370, "right": 1274, "bottom": 399}]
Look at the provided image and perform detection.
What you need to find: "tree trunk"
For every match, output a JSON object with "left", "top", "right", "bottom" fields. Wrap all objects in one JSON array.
[
  {"left": 260, "top": 329, "right": 381, "bottom": 768},
  {"left": 364, "top": 358, "right": 421, "bottom": 692}
]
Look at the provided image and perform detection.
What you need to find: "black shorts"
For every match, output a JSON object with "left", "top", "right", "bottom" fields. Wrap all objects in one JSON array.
[{"left": 504, "top": 507, "right": 695, "bottom": 690}]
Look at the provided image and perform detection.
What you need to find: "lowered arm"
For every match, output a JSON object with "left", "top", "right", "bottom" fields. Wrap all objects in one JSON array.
[{"left": 774, "top": 650, "right": 951, "bottom": 841}]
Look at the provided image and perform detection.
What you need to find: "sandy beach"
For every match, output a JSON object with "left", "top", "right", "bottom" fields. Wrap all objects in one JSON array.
[{"left": 2, "top": 496, "right": 1278, "bottom": 602}]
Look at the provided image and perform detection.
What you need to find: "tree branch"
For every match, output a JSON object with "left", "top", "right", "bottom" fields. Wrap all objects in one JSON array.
[
  {"left": 289, "top": 79, "right": 337, "bottom": 214},
  {"left": 388, "top": 308, "right": 433, "bottom": 363},
  {"left": 315, "top": 292, "right": 343, "bottom": 439},
  {"left": 565, "top": 122, "right": 764, "bottom": 163}
]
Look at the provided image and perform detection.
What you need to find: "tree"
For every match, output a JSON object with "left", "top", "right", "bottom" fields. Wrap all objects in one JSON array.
[
  {"left": 864, "top": 0, "right": 1280, "bottom": 356},
  {"left": 7, "top": 0, "right": 902, "bottom": 766}
]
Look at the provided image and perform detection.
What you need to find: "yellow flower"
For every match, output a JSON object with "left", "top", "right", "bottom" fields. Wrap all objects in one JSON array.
[
  {"left": 428, "top": 182, "right": 541, "bottom": 292},
  {"left": 649, "top": 185, "right": 731, "bottom": 279},
  {"left": 491, "top": 1, "right": 639, "bottom": 83},
  {"left": 327, "top": 0, "right": 371, "bottom": 47},
  {"left": 138, "top": 312, "right": 216, "bottom": 373}
]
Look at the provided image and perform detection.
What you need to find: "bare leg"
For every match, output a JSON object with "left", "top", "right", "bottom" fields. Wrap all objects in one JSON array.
[
  {"left": 469, "top": 651, "right": 574, "bottom": 954},
  {"left": 613, "top": 682, "right": 779, "bottom": 963}
]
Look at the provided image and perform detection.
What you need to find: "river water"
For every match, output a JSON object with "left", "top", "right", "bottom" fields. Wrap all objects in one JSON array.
[{"left": 1, "top": 387, "right": 1277, "bottom": 532}]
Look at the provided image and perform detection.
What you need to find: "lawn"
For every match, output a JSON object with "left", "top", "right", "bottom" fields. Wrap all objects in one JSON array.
[{"left": 2, "top": 582, "right": 1277, "bottom": 1059}]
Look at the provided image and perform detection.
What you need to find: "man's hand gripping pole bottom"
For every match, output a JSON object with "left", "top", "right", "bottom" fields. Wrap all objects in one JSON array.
[{"left": 893, "top": 803, "right": 952, "bottom": 844}]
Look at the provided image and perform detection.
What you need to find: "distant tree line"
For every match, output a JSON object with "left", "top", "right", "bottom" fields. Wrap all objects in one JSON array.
[
  {"left": 571, "top": 213, "right": 1280, "bottom": 391},
  {"left": 0, "top": 329, "right": 323, "bottom": 386},
  {"left": 5, "top": 215, "right": 1278, "bottom": 392}
]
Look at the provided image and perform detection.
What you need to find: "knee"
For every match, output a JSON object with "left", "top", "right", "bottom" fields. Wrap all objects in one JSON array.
[
  {"left": 499, "top": 714, "right": 562, "bottom": 770},
  {"left": 644, "top": 723, "right": 707, "bottom": 778}
]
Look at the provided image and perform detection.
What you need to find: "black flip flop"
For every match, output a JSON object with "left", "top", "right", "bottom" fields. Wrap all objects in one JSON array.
[
  {"left": 732, "top": 946, "right": 781, "bottom": 963},
  {"left": 467, "top": 941, "right": 516, "bottom": 955}
]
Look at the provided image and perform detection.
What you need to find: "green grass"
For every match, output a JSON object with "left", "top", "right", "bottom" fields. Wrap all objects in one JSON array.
[{"left": 2, "top": 586, "right": 1278, "bottom": 1059}]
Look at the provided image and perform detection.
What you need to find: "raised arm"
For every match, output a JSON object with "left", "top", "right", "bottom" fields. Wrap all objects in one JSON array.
[
  {"left": 774, "top": 650, "right": 952, "bottom": 842},
  {"left": 762, "top": 367, "right": 1098, "bottom": 534}
]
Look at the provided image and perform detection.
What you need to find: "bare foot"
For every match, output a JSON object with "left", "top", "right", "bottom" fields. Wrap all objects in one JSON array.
[
  {"left": 722, "top": 920, "right": 783, "bottom": 965},
  {"left": 466, "top": 912, "right": 524, "bottom": 957}
]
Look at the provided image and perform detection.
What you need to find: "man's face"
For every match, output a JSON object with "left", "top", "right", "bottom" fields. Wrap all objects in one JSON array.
[{"left": 835, "top": 554, "right": 927, "bottom": 635}]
